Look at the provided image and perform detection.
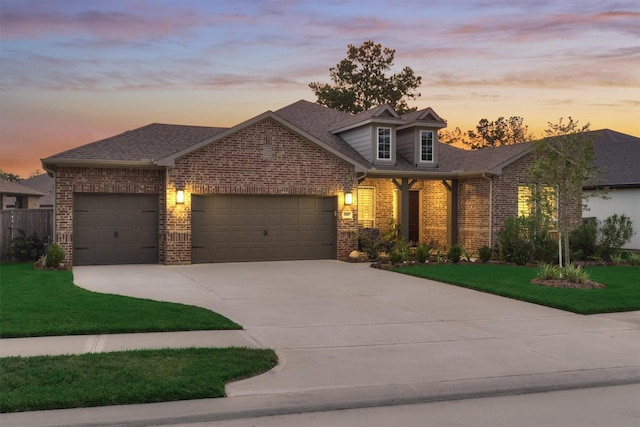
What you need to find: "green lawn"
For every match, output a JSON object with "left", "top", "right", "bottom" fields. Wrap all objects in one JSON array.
[
  {"left": 0, "top": 347, "right": 277, "bottom": 413},
  {"left": 0, "top": 263, "right": 279, "bottom": 413},
  {"left": 394, "top": 264, "right": 640, "bottom": 314},
  {"left": 0, "top": 263, "right": 241, "bottom": 338}
]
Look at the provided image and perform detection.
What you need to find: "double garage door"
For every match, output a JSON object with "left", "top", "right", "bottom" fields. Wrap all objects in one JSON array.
[
  {"left": 73, "top": 194, "right": 336, "bottom": 265},
  {"left": 192, "top": 195, "right": 337, "bottom": 263}
]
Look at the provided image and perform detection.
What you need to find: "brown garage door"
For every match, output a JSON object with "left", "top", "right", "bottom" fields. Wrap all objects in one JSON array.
[
  {"left": 74, "top": 194, "right": 158, "bottom": 265},
  {"left": 191, "top": 195, "right": 336, "bottom": 263}
]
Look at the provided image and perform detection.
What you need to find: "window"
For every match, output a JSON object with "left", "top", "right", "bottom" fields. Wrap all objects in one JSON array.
[
  {"left": 357, "top": 187, "right": 375, "bottom": 228},
  {"left": 377, "top": 127, "right": 391, "bottom": 160},
  {"left": 517, "top": 184, "right": 557, "bottom": 222},
  {"left": 420, "top": 130, "right": 434, "bottom": 162},
  {"left": 517, "top": 185, "right": 533, "bottom": 217}
]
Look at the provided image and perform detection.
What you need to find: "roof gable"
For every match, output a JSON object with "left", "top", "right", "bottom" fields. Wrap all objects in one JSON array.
[{"left": 157, "top": 106, "right": 368, "bottom": 172}]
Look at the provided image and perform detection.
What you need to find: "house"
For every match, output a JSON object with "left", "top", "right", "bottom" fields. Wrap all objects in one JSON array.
[
  {"left": 41, "top": 100, "right": 581, "bottom": 266},
  {"left": 0, "top": 179, "right": 45, "bottom": 209},
  {"left": 584, "top": 130, "right": 640, "bottom": 250},
  {"left": 4, "top": 174, "right": 55, "bottom": 209}
]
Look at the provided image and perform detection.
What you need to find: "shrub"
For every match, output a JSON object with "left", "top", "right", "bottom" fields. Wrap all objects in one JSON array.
[
  {"left": 596, "top": 214, "right": 635, "bottom": 261},
  {"left": 6, "top": 230, "right": 45, "bottom": 262},
  {"left": 538, "top": 263, "right": 561, "bottom": 280},
  {"left": 629, "top": 252, "right": 640, "bottom": 266},
  {"left": 45, "top": 243, "right": 65, "bottom": 268},
  {"left": 478, "top": 246, "right": 492, "bottom": 263},
  {"left": 569, "top": 219, "right": 597, "bottom": 261},
  {"left": 358, "top": 228, "right": 381, "bottom": 260},
  {"left": 388, "top": 236, "right": 410, "bottom": 265},
  {"left": 498, "top": 215, "right": 557, "bottom": 265},
  {"left": 561, "top": 264, "right": 590, "bottom": 284},
  {"left": 448, "top": 244, "right": 462, "bottom": 264},
  {"left": 415, "top": 244, "right": 429, "bottom": 263}
]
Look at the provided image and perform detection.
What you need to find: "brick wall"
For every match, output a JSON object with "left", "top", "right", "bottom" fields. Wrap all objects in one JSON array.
[
  {"left": 458, "top": 178, "right": 491, "bottom": 252},
  {"left": 166, "top": 118, "right": 358, "bottom": 263},
  {"left": 54, "top": 167, "right": 164, "bottom": 266}
]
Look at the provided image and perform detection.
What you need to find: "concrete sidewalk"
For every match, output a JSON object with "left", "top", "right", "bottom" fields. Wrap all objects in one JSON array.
[{"left": 2, "top": 261, "right": 639, "bottom": 426}]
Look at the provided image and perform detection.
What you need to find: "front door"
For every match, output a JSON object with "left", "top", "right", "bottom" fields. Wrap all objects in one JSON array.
[{"left": 408, "top": 191, "right": 420, "bottom": 244}]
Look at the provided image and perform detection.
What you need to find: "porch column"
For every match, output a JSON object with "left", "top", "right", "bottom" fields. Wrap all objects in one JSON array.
[
  {"left": 442, "top": 180, "right": 459, "bottom": 246},
  {"left": 392, "top": 178, "right": 417, "bottom": 241}
]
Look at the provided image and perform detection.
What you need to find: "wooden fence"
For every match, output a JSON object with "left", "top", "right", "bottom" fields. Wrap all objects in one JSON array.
[{"left": 0, "top": 209, "right": 53, "bottom": 260}]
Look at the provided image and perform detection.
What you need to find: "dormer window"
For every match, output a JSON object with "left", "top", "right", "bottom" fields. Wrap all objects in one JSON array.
[
  {"left": 420, "top": 130, "right": 434, "bottom": 163},
  {"left": 377, "top": 127, "right": 392, "bottom": 160}
]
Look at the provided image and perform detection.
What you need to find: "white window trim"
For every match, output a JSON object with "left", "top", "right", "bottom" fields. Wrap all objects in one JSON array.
[
  {"left": 419, "top": 130, "right": 435, "bottom": 163},
  {"left": 376, "top": 127, "right": 392, "bottom": 161}
]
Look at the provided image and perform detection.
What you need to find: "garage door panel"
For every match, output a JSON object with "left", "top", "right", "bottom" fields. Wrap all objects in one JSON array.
[
  {"left": 192, "top": 195, "right": 336, "bottom": 263},
  {"left": 74, "top": 194, "right": 158, "bottom": 265}
]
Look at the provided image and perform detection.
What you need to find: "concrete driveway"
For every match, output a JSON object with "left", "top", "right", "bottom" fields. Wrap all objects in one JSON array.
[{"left": 73, "top": 260, "right": 640, "bottom": 399}]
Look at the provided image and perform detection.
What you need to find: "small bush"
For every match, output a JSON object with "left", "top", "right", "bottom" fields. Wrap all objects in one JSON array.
[
  {"left": 538, "top": 263, "right": 561, "bottom": 280},
  {"left": 45, "top": 243, "right": 65, "bottom": 268},
  {"left": 596, "top": 214, "right": 635, "bottom": 261},
  {"left": 569, "top": 219, "right": 597, "bottom": 261},
  {"left": 561, "top": 264, "right": 590, "bottom": 284},
  {"left": 629, "top": 252, "right": 640, "bottom": 266},
  {"left": 478, "top": 246, "right": 492, "bottom": 263},
  {"left": 6, "top": 229, "right": 45, "bottom": 262},
  {"left": 448, "top": 244, "right": 462, "bottom": 264},
  {"left": 415, "top": 244, "right": 429, "bottom": 263},
  {"left": 358, "top": 228, "right": 381, "bottom": 260}
]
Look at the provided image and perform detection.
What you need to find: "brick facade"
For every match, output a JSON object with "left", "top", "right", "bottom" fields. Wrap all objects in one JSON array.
[
  {"left": 166, "top": 118, "right": 358, "bottom": 264},
  {"left": 54, "top": 167, "right": 164, "bottom": 266},
  {"left": 458, "top": 177, "right": 491, "bottom": 251},
  {"left": 54, "top": 119, "right": 359, "bottom": 266},
  {"left": 358, "top": 152, "right": 581, "bottom": 256}
]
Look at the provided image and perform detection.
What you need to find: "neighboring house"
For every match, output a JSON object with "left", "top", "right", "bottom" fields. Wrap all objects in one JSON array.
[
  {"left": 42, "top": 100, "right": 581, "bottom": 266},
  {"left": 584, "top": 130, "right": 640, "bottom": 250},
  {"left": 4, "top": 174, "right": 54, "bottom": 209},
  {"left": 0, "top": 179, "right": 45, "bottom": 209}
]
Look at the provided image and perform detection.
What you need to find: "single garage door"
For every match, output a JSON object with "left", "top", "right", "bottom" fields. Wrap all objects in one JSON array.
[
  {"left": 192, "top": 195, "right": 336, "bottom": 263},
  {"left": 74, "top": 194, "right": 159, "bottom": 265}
]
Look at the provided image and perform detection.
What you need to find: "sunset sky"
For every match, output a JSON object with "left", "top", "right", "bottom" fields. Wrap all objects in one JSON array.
[{"left": 1, "top": 0, "right": 639, "bottom": 178}]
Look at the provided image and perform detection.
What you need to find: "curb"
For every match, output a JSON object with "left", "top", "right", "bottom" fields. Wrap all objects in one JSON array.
[{"left": 2, "top": 366, "right": 639, "bottom": 427}]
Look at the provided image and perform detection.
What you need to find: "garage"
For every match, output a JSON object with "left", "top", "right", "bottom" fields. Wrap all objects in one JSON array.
[
  {"left": 191, "top": 195, "right": 336, "bottom": 263},
  {"left": 73, "top": 194, "right": 159, "bottom": 265}
]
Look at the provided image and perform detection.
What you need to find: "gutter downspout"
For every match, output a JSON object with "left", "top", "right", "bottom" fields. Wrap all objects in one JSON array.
[{"left": 482, "top": 173, "right": 493, "bottom": 247}]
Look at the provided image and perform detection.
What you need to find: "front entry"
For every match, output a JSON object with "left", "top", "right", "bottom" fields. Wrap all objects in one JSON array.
[{"left": 408, "top": 191, "right": 420, "bottom": 244}]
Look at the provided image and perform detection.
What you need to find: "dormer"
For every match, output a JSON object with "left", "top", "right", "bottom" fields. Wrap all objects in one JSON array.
[
  {"left": 331, "top": 105, "right": 403, "bottom": 165},
  {"left": 397, "top": 108, "right": 447, "bottom": 167}
]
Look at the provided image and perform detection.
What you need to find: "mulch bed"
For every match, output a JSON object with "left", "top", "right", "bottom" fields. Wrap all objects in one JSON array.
[{"left": 531, "top": 278, "right": 606, "bottom": 289}]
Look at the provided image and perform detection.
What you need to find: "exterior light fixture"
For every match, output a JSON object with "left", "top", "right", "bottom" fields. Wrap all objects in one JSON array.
[
  {"left": 344, "top": 192, "right": 353, "bottom": 205},
  {"left": 176, "top": 189, "right": 185, "bottom": 204}
]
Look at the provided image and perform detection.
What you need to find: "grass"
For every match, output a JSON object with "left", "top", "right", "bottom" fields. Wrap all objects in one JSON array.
[
  {"left": 0, "top": 263, "right": 241, "bottom": 338},
  {"left": 0, "top": 347, "right": 278, "bottom": 413},
  {"left": 394, "top": 264, "right": 640, "bottom": 314}
]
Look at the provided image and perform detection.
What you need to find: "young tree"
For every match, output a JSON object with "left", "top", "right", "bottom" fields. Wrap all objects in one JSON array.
[
  {"left": 466, "top": 116, "right": 533, "bottom": 149},
  {"left": 309, "top": 41, "right": 422, "bottom": 114},
  {"left": 528, "top": 117, "right": 601, "bottom": 266}
]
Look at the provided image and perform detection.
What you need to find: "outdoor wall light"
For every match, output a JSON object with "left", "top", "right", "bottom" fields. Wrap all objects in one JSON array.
[
  {"left": 344, "top": 191, "right": 353, "bottom": 205},
  {"left": 176, "top": 189, "right": 185, "bottom": 204}
]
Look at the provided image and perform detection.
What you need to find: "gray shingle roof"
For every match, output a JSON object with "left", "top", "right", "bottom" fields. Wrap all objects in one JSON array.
[
  {"left": 19, "top": 174, "right": 54, "bottom": 206},
  {"left": 589, "top": 129, "right": 640, "bottom": 187},
  {"left": 40, "top": 100, "right": 637, "bottom": 183},
  {"left": 0, "top": 178, "right": 45, "bottom": 196},
  {"left": 45, "top": 123, "right": 227, "bottom": 162}
]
